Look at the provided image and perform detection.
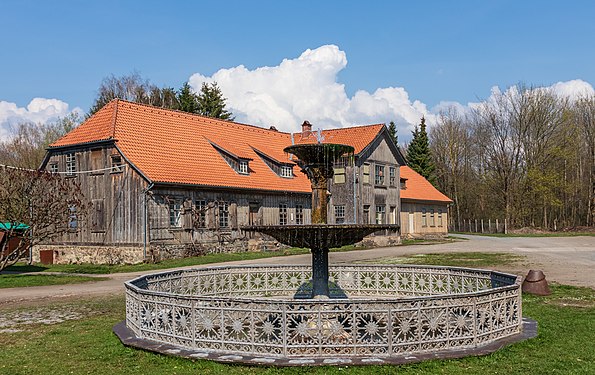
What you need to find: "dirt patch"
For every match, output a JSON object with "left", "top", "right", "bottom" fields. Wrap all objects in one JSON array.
[{"left": 0, "top": 306, "right": 92, "bottom": 333}]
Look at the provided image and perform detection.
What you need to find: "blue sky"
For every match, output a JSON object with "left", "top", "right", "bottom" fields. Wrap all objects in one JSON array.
[{"left": 1, "top": 0, "right": 594, "bottom": 138}]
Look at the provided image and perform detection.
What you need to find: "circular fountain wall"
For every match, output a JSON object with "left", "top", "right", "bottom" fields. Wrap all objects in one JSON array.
[{"left": 116, "top": 264, "right": 532, "bottom": 366}]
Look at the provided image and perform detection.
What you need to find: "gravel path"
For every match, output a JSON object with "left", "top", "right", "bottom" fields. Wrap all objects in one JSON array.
[{"left": 1, "top": 235, "right": 593, "bottom": 308}]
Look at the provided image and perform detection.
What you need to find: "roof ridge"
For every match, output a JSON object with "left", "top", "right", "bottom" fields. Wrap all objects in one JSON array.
[
  {"left": 110, "top": 99, "right": 119, "bottom": 139},
  {"left": 115, "top": 99, "right": 292, "bottom": 137},
  {"left": 322, "top": 123, "right": 385, "bottom": 131}
]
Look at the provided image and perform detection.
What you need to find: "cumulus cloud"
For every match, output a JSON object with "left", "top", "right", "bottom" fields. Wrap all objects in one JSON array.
[
  {"left": 188, "top": 45, "right": 594, "bottom": 143},
  {"left": 0, "top": 98, "right": 81, "bottom": 141},
  {"left": 189, "top": 45, "right": 435, "bottom": 140}
]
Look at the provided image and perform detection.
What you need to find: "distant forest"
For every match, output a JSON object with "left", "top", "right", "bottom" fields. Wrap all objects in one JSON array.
[{"left": 430, "top": 85, "right": 594, "bottom": 230}]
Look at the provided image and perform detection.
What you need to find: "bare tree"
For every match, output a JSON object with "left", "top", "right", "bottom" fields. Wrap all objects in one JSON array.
[
  {"left": 0, "top": 166, "right": 87, "bottom": 271},
  {"left": 0, "top": 113, "right": 81, "bottom": 169}
]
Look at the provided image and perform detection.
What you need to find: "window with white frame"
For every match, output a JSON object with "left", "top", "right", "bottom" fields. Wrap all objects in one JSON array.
[
  {"left": 239, "top": 160, "right": 249, "bottom": 174},
  {"left": 422, "top": 208, "right": 427, "bottom": 227},
  {"left": 218, "top": 202, "right": 229, "bottom": 228},
  {"left": 49, "top": 163, "right": 58, "bottom": 173},
  {"left": 295, "top": 204, "right": 304, "bottom": 225},
  {"left": 438, "top": 208, "right": 443, "bottom": 227},
  {"left": 196, "top": 200, "right": 207, "bottom": 227},
  {"left": 169, "top": 199, "right": 182, "bottom": 227},
  {"left": 68, "top": 205, "right": 78, "bottom": 230},
  {"left": 429, "top": 208, "right": 436, "bottom": 226},
  {"left": 279, "top": 204, "right": 288, "bottom": 225},
  {"left": 334, "top": 205, "right": 345, "bottom": 224},
  {"left": 375, "top": 205, "right": 385, "bottom": 224},
  {"left": 280, "top": 165, "right": 293, "bottom": 178},
  {"left": 389, "top": 166, "right": 396, "bottom": 186},
  {"left": 66, "top": 153, "right": 76, "bottom": 176},
  {"left": 375, "top": 164, "right": 385, "bottom": 186}
]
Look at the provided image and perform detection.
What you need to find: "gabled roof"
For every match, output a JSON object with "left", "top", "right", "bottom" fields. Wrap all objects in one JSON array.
[
  {"left": 400, "top": 166, "right": 452, "bottom": 203},
  {"left": 292, "top": 124, "right": 385, "bottom": 155},
  {"left": 49, "top": 100, "right": 387, "bottom": 194}
]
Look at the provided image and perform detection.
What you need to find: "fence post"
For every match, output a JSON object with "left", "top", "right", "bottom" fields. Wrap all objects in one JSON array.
[
  {"left": 489, "top": 219, "right": 492, "bottom": 233},
  {"left": 496, "top": 219, "right": 499, "bottom": 233},
  {"left": 481, "top": 219, "right": 484, "bottom": 233},
  {"left": 475, "top": 219, "right": 478, "bottom": 233},
  {"left": 504, "top": 218, "right": 508, "bottom": 234}
]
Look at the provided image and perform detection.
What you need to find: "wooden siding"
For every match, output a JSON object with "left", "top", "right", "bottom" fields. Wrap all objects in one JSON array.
[
  {"left": 44, "top": 144, "right": 148, "bottom": 246},
  {"left": 400, "top": 201, "right": 449, "bottom": 235}
]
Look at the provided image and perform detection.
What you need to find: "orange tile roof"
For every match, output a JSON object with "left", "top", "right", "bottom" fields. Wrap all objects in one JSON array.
[
  {"left": 400, "top": 166, "right": 452, "bottom": 203},
  {"left": 49, "top": 100, "right": 385, "bottom": 194},
  {"left": 292, "top": 124, "right": 385, "bottom": 154}
]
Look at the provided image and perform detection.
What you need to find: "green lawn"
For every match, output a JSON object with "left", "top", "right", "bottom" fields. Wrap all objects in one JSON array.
[
  {"left": 0, "top": 274, "right": 108, "bottom": 289},
  {"left": 0, "top": 284, "right": 593, "bottom": 374},
  {"left": 368, "top": 252, "right": 526, "bottom": 268}
]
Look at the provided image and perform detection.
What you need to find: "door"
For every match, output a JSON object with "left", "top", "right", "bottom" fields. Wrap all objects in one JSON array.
[
  {"left": 249, "top": 203, "right": 260, "bottom": 226},
  {"left": 408, "top": 212, "right": 414, "bottom": 234}
]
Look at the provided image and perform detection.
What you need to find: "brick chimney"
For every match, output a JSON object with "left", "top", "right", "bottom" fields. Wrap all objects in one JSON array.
[{"left": 301, "top": 120, "right": 312, "bottom": 136}]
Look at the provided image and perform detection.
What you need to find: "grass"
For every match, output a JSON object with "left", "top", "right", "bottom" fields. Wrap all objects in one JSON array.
[
  {"left": 369, "top": 251, "right": 525, "bottom": 268},
  {"left": 0, "top": 274, "right": 108, "bottom": 289},
  {"left": 0, "top": 284, "right": 593, "bottom": 374}
]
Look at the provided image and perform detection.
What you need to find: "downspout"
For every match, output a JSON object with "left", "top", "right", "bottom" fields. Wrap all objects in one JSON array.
[
  {"left": 141, "top": 183, "right": 154, "bottom": 261},
  {"left": 353, "top": 155, "right": 357, "bottom": 223}
]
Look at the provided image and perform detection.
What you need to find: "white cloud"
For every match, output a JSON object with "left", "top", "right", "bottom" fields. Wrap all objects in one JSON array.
[
  {"left": 0, "top": 98, "right": 81, "bottom": 141},
  {"left": 188, "top": 45, "right": 433, "bottom": 140}
]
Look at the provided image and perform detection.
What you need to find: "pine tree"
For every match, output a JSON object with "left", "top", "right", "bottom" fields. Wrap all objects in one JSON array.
[
  {"left": 406, "top": 117, "right": 436, "bottom": 185},
  {"left": 387, "top": 121, "right": 398, "bottom": 144},
  {"left": 196, "top": 82, "right": 235, "bottom": 120},
  {"left": 177, "top": 83, "right": 200, "bottom": 114}
]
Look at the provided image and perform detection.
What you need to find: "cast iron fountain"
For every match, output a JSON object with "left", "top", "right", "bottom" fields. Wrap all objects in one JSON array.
[
  {"left": 242, "top": 143, "right": 398, "bottom": 298},
  {"left": 115, "top": 142, "right": 533, "bottom": 366}
]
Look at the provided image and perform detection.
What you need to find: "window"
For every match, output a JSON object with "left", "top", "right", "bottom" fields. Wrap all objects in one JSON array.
[
  {"left": 400, "top": 178, "right": 407, "bottom": 189},
  {"left": 279, "top": 204, "right": 288, "bottom": 225},
  {"left": 429, "top": 208, "right": 435, "bottom": 226},
  {"left": 363, "top": 205, "right": 370, "bottom": 224},
  {"left": 375, "top": 205, "right": 385, "bottom": 224},
  {"left": 169, "top": 199, "right": 182, "bottom": 227},
  {"left": 389, "top": 167, "right": 396, "bottom": 186},
  {"left": 239, "top": 160, "right": 249, "bottom": 174},
  {"left": 280, "top": 165, "right": 293, "bottom": 178},
  {"left": 49, "top": 163, "right": 58, "bottom": 173},
  {"left": 333, "top": 167, "right": 345, "bottom": 184},
  {"left": 375, "top": 164, "right": 385, "bottom": 186},
  {"left": 111, "top": 154, "right": 124, "bottom": 173},
  {"left": 66, "top": 153, "right": 76, "bottom": 176},
  {"left": 68, "top": 205, "right": 78, "bottom": 230},
  {"left": 422, "top": 208, "right": 427, "bottom": 227},
  {"left": 334, "top": 205, "right": 345, "bottom": 224},
  {"left": 295, "top": 205, "right": 304, "bottom": 225},
  {"left": 362, "top": 164, "right": 370, "bottom": 184},
  {"left": 438, "top": 208, "right": 443, "bottom": 227},
  {"left": 196, "top": 200, "right": 207, "bottom": 227},
  {"left": 218, "top": 202, "right": 229, "bottom": 228}
]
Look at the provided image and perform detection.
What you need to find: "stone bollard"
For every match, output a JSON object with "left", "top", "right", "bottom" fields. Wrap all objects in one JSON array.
[{"left": 522, "top": 270, "right": 551, "bottom": 296}]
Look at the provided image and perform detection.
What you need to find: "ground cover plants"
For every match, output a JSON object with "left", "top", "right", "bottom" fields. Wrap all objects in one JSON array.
[{"left": 0, "top": 274, "right": 107, "bottom": 289}]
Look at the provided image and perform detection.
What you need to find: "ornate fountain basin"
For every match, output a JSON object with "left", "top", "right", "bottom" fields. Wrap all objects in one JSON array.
[{"left": 115, "top": 264, "right": 534, "bottom": 366}]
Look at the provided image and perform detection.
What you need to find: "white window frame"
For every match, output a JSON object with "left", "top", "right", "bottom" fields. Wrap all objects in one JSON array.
[
  {"left": 239, "top": 160, "right": 249, "bottom": 174},
  {"left": 279, "top": 204, "right": 288, "bottom": 225},
  {"left": 375, "top": 205, "right": 385, "bottom": 224},
  {"left": 375, "top": 164, "right": 385, "bottom": 186},
  {"left": 334, "top": 205, "right": 345, "bottom": 224},
  {"left": 218, "top": 202, "right": 229, "bottom": 228},
  {"left": 169, "top": 199, "right": 182, "bottom": 227},
  {"left": 280, "top": 165, "right": 293, "bottom": 178},
  {"left": 66, "top": 153, "right": 76, "bottom": 176},
  {"left": 295, "top": 204, "right": 304, "bottom": 225}
]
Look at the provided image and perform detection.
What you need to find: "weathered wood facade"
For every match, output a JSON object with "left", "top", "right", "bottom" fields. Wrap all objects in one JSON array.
[{"left": 400, "top": 201, "right": 449, "bottom": 238}]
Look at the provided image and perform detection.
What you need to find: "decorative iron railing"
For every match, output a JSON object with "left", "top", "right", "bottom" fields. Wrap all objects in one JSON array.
[{"left": 125, "top": 265, "right": 522, "bottom": 358}]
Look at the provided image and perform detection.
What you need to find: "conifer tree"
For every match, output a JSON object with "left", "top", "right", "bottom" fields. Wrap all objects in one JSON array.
[
  {"left": 406, "top": 117, "right": 436, "bottom": 185},
  {"left": 387, "top": 121, "right": 398, "bottom": 144},
  {"left": 177, "top": 83, "right": 200, "bottom": 114},
  {"left": 196, "top": 82, "right": 235, "bottom": 120}
]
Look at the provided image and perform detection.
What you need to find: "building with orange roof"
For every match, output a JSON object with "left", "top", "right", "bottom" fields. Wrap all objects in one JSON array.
[
  {"left": 35, "top": 100, "right": 448, "bottom": 264},
  {"left": 399, "top": 166, "right": 453, "bottom": 237}
]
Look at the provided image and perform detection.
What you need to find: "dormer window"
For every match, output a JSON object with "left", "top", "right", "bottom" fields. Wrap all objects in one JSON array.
[
  {"left": 239, "top": 160, "right": 249, "bottom": 175},
  {"left": 280, "top": 165, "right": 293, "bottom": 178}
]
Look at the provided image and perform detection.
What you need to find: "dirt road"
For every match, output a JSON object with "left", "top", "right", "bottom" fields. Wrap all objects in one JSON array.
[{"left": 1, "top": 235, "right": 593, "bottom": 307}]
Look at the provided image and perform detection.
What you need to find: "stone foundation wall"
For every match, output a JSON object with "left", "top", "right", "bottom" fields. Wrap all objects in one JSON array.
[{"left": 33, "top": 245, "right": 145, "bottom": 265}]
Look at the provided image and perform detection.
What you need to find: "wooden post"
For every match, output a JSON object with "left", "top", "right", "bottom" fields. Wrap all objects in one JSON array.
[
  {"left": 496, "top": 219, "right": 499, "bottom": 233},
  {"left": 504, "top": 218, "right": 508, "bottom": 234},
  {"left": 475, "top": 219, "right": 478, "bottom": 233}
]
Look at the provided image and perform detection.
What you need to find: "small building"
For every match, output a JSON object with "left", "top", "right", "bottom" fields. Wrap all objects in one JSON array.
[
  {"left": 399, "top": 166, "right": 452, "bottom": 238},
  {"left": 37, "top": 100, "right": 407, "bottom": 264}
]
